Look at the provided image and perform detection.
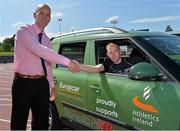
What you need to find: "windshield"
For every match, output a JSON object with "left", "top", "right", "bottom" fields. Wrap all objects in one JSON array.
[{"left": 143, "top": 35, "right": 180, "bottom": 65}]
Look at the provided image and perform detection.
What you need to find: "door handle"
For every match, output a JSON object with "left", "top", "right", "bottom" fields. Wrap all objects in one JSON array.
[
  {"left": 90, "top": 85, "right": 101, "bottom": 94},
  {"left": 53, "top": 76, "right": 57, "bottom": 85}
]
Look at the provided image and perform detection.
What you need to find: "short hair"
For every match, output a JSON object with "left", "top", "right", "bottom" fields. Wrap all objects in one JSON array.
[
  {"left": 35, "top": 4, "right": 51, "bottom": 13},
  {"left": 106, "top": 42, "right": 119, "bottom": 51}
]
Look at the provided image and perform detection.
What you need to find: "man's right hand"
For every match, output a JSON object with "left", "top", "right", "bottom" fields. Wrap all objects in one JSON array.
[{"left": 68, "top": 60, "right": 80, "bottom": 73}]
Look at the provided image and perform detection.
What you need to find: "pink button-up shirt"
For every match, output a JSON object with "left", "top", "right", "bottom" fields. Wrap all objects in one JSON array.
[{"left": 14, "top": 23, "right": 70, "bottom": 88}]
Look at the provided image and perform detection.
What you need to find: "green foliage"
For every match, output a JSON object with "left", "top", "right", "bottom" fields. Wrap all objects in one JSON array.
[
  {"left": 0, "top": 52, "right": 14, "bottom": 56},
  {"left": 2, "top": 35, "right": 15, "bottom": 52},
  {"left": 0, "top": 42, "right": 3, "bottom": 52},
  {"left": 165, "top": 25, "right": 173, "bottom": 32}
]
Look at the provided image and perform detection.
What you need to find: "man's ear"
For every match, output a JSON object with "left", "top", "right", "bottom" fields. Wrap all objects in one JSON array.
[
  {"left": 106, "top": 52, "right": 109, "bottom": 57},
  {"left": 33, "top": 12, "right": 36, "bottom": 19}
]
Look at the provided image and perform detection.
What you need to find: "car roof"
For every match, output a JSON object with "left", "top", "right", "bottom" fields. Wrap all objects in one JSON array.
[
  {"left": 51, "top": 27, "right": 170, "bottom": 43},
  {"left": 166, "top": 31, "right": 180, "bottom": 36}
]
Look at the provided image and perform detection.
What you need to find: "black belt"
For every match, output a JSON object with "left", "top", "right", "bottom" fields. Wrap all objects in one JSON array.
[{"left": 15, "top": 72, "right": 45, "bottom": 79}]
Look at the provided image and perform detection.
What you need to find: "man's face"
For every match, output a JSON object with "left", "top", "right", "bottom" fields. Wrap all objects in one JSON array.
[
  {"left": 106, "top": 45, "right": 121, "bottom": 64},
  {"left": 34, "top": 6, "right": 51, "bottom": 30}
]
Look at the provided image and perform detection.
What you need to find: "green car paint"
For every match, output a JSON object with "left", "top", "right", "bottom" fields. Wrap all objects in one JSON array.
[{"left": 50, "top": 27, "right": 180, "bottom": 130}]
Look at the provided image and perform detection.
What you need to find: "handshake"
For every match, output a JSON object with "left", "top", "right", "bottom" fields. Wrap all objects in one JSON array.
[{"left": 67, "top": 60, "right": 81, "bottom": 73}]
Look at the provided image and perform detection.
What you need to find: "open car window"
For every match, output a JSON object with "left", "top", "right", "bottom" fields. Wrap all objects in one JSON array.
[{"left": 95, "top": 38, "right": 149, "bottom": 74}]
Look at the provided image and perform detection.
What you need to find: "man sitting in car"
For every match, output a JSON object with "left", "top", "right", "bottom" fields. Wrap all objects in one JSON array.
[{"left": 79, "top": 42, "right": 132, "bottom": 74}]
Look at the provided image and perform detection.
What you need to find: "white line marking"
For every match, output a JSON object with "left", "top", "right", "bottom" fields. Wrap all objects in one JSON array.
[
  {"left": 0, "top": 87, "right": 11, "bottom": 90},
  {"left": 0, "top": 119, "right": 10, "bottom": 123},
  {"left": 0, "top": 98, "right": 12, "bottom": 101},
  {"left": 0, "top": 104, "right": 11, "bottom": 106}
]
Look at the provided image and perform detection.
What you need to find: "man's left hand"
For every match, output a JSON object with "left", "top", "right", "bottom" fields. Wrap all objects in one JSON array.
[{"left": 49, "top": 87, "right": 56, "bottom": 101}]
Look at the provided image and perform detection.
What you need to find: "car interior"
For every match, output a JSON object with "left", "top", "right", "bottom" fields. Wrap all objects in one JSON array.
[{"left": 95, "top": 39, "right": 148, "bottom": 67}]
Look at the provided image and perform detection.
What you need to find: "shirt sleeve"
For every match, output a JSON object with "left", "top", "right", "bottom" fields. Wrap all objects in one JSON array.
[
  {"left": 46, "top": 60, "right": 54, "bottom": 88},
  {"left": 16, "top": 26, "right": 70, "bottom": 66},
  {"left": 45, "top": 38, "right": 55, "bottom": 88}
]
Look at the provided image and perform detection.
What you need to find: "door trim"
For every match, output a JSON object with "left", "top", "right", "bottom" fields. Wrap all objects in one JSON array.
[{"left": 62, "top": 102, "right": 140, "bottom": 130}]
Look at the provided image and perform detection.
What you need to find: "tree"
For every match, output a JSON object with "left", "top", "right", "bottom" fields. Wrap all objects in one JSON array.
[
  {"left": 0, "top": 42, "right": 3, "bottom": 52},
  {"left": 2, "top": 35, "right": 15, "bottom": 52},
  {"left": 165, "top": 25, "right": 173, "bottom": 32}
]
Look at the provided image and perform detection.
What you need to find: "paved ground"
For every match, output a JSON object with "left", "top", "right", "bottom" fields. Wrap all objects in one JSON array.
[
  {"left": 0, "top": 63, "right": 13, "bottom": 130},
  {"left": 0, "top": 63, "right": 31, "bottom": 130}
]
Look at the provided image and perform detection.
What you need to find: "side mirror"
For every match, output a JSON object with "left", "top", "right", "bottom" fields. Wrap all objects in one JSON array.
[{"left": 128, "top": 62, "right": 161, "bottom": 81}]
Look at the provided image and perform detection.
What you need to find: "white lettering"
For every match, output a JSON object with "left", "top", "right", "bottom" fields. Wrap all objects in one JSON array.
[
  {"left": 59, "top": 82, "right": 80, "bottom": 93},
  {"left": 96, "top": 107, "right": 118, "bottom": 118},
  {"left": 96, "top": 98, "right": 116, "bottom": 108},
  {"left": 132, "top": 110, "right": 159, "bottom": 128}
]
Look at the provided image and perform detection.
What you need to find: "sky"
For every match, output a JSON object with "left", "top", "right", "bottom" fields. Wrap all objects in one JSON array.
[{"left": 0, "top": 0, "right": 180, "bottom": 42}]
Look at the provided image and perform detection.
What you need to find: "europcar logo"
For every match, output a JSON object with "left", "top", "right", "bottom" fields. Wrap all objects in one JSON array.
[{"left": 132, "top": 86, "right": 159, "bottom": 113}]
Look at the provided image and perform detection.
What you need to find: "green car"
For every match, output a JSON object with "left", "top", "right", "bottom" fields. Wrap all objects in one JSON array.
[
  {"left": 167, "top": 31, "right": 180, "bottom": 37},
  {"left": 49, "top": 27, "right": 180, "bottom": 130}
]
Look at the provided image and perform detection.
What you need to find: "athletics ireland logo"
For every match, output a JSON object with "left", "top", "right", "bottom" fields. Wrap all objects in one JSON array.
[{"left": 132, "top": 86, "right": 159, "bottom": 113}]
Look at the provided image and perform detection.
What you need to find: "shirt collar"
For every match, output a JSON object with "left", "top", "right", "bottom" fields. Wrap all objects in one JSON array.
[{"left": 32, "top": 23, "right": 44, "bottom": 35}]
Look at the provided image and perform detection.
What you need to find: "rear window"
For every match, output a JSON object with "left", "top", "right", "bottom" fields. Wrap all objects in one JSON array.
[{"left": 58, "top": 42, "right": 86, "bottom": 68}]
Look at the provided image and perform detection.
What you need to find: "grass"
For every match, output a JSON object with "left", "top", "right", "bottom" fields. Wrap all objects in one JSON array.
[{"left": 0, "top": 52, "right": 14, "bottom": 56}]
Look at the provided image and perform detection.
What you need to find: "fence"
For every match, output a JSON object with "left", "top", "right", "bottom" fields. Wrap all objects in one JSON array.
[{"left": 0, "top": 56, "right": 14, "bottom": 63}]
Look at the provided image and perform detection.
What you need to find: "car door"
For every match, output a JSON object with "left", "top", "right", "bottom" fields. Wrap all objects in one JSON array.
[
  {"left": 87, "top": 39, "right": 140, "bottom": 130},
  {"left": 87, "top": 38, "right": 180, "bottom": 130},
  {"left": 53, "top": 42, "right": 90, "bottom": 123}
]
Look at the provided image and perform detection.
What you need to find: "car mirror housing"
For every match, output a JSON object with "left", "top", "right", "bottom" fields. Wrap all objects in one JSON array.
[{"left": 128, "top": 62, "right": 161, "bottom": 81}]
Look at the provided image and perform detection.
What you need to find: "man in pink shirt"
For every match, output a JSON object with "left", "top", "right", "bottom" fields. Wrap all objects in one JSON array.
[{"left": 11, "top": 4, "right": 79, "bottom": 130}]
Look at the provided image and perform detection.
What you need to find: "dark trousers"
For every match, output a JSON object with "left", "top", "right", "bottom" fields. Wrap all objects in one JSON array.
[{"left": 11, "top": 75, "right": 50, "bottom": 130}]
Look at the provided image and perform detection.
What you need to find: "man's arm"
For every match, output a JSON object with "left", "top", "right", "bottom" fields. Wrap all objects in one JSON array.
[
  {"left": 67, "top": 60, "right": 104, "bottom": 73},
  {"left": 68, "top": 60, "right": 81, "bottom": 73},
  {"left": 80, "top": 64, "right": 104, "bottom": 73},
  {"left": 16, "top": 26, "right": 70, "bottom": 65}
]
